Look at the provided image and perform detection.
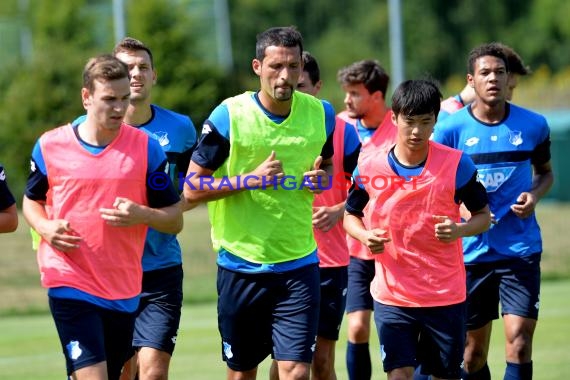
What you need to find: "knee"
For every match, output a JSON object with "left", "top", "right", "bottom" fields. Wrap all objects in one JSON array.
[
  {"left": 138, "top": 361, "right": 169, "bottom": 380},
  {"left": 278, "top": 361, "right": 311, "bottom": 380},
  {"left": 506, "top": 333, "right": 533, "bottom": 361},
  {"left": 347, "top": 317, "right": 370, "bottom": 341},
  {"left": 312, "top": 352, "right": 334, "bottom": 379},
  {"left": 463, "top": 344, "right": 488, "bottom": 372}
]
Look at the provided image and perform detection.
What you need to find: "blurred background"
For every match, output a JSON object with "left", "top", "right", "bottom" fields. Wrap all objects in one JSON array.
[
  {"left": 1, "top": 0, "right": 569, "bottom": 200},
  {"left": 0, "top": 4, "right": 569, "bottom": 378}
]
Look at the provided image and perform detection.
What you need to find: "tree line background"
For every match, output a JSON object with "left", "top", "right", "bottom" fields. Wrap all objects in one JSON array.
[{"left": 0, "top": 0, "right": 569, "bottom": 197}]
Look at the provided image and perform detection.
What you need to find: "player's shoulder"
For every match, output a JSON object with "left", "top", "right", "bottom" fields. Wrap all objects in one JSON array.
[
  {"left": 508, "top": 103, "right": 548, "bottom": 125},
  {"left": 151, "top": 104, "right": 193, "bottom": 127},
  {"left": 437, "top": 106, "right": 471, "bottom": 131}
]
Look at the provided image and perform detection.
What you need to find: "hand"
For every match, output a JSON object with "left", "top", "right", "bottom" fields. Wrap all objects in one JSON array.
[
  {"left": 510, "top": 192, "right": 537, "bottom": 219},
  {"left": 99, "top": 197, "right": 150, "bottom": 227},
  {"left": 302, "top": 156, "right": 328, "bottom": 194},
  {"left": 249, "top": 151, "right": 285, "bottom": 187},
  {"left": 433, "top": 215, "right": 460, "bottom": 242},
  {"left": 312, "top": 205, "right": 343, "bottom": 232},
  {"left": 363, "top": 228, "right": 391, "bottom": 254},
  {"left": 39, "top": 219, "right": 82, "bottom": 252}
]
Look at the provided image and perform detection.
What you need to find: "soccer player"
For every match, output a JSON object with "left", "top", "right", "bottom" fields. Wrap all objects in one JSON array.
[
  {"left": 345, "top": 79, "right": 491, "bottom": 380},
  {"left": 439, "top": 43, "right": 530, "bottom": 121},
  {"left": 337, "top": 59, "right": 397, "bottom": 380},
  {"left": 111, "top": 37, "right": 196, "bottom": 380},
  {"left": 433, "top": 42, "right": 554, "bottom": 380},
  {"left": 0, "top": 164, "right": 18, "bottom": 233},
  {"left": 183, "top": 26, "right": 335, "bottom": 380},
  {"left": 269, "top": 51, "right": 361, "bottom": 380},
  {"left": 22, "top": 54, "right": 183, "bottom": 380}
]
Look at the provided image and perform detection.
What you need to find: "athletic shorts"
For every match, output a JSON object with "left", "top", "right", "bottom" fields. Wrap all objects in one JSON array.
[
  {"left": 346, "top": 257, "right": 375, "bottom": 313},
  {"left": 318, "top": 266, "right": 348, "bottom": 340},
  {"left": 217, "top": 263, "right": 320, "bottom": 371},
  {"left": 465, "top": 253, "right": 541, "bottom": 329},
  {"left": 373, "top": 301, "right": 466, "bottom": 379},
  {"left": 49, "top": 296, "right": 136, "bottom": 379},
  {"left": 132, "top": 264, "right": 183, "bottom": 355}
]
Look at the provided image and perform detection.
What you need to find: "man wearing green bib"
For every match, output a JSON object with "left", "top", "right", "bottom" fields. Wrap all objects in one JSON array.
[{"left": 183, "top": 26, "right": 335, "bottom": 380}]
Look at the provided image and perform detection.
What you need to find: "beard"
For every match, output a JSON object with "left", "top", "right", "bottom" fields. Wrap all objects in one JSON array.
[
  {"left": 273, "top": 86, "right": 293, "bottom": 101},
  {"left": 347, "top": 109, "right": 364, "bottom": 119}
]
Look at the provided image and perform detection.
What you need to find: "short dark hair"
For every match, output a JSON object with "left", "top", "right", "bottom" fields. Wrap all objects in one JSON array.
[
  {"left": 302, "top": 51, "right": 320, "bottom": 85},
  {"left": 113, "top": 37, "right": 154, "bottom": 68},
  {"left": 467, "top": 42, "right": 508, "bottom": 74},
  {"left": 498, "top": 43, "right": 531, "bottom": 75},
  {"left": 337, "top": 60, "right": 390, "bottom": 96},
  {"left": 82, "top": 54, "right": 129, "bottom": 92},
  {"left": 255, "top": 26, "right": 303, "bottom": 61},
  {"left": 391, "top": 79, "right": 442, "bottom": 117}
]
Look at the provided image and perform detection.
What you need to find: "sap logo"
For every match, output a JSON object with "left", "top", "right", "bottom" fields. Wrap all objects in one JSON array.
[{"left": 477, "top": 167, "right": 516, "bottom": 192}]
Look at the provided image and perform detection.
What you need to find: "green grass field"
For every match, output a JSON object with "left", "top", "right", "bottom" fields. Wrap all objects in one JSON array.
[
  {"left": 0, "top": 279, "right": 569, "bottom": 379},
  {"left": 0, "top": 203, "right": 569, "bottom": 378}
]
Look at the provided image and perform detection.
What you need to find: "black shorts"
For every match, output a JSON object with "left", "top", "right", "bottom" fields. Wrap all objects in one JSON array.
[
  {"left": 466, "top": 254, "right": 541, "bottom": 329},
  {"left": 217, "top": 264, "right": 320, "bottom": 371},
  {"left": 318, "top": 266, "right": 348, "bottom": 340},
  {"left": 49, "top": 296, "right": 136, "bottom": 379},
  {"left": 374, "top": 301, "right": 466, "bottom": 378},
  {"left": 346, "top": 257, "right": 375, "bottom": 313},
  {"left": 132, "top": 264, "right": 183, "bottom": 355}
]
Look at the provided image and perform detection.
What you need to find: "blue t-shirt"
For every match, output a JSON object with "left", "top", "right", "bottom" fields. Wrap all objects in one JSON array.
[
  {"left": 74, "top": 107, "right": 196, "bottom": 272},
  {"left": 340, "top": 120, "right": 362, "bottom": 174},
  {"left": 354, "top": 118, "right": 379, "bottom": 145},
  {"left": 437, "top": 94, "right": 464, "bottom": 123},
  {"left": 432, "top": 103, "right": 551, "bottom": 263},
  {"left": 192, "top": 92, "right": 336, "bottom": 273}
]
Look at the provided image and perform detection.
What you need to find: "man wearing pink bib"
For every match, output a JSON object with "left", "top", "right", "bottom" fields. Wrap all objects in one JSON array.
[
  {"left": 22, "top": 55, "right": 183, "bottom": 380},
  {"left": 344, "top": 79, "right": 491, "bottom": 380}
]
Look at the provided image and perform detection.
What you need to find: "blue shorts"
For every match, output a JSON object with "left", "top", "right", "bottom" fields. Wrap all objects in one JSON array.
[
  {"left": 373, "top": 301, "right": 466, "bottom": 378},
  {"left": 132, "top": 264, "right": 183, "bottom": 355},
  {"left": 466, "top": 253, "right": 541, "bottom": 330},
  {"left": 49, "top": 296, "right": 136, "bottom": 379},
  {"left": 346, "top": 257, "right": 375, "bottom": 313},
  {"left": 217, "top": 263, "right": 320, "bottom": 371},
  {"left": 318, "top": 266, "right": 348, "bottom": 340}
]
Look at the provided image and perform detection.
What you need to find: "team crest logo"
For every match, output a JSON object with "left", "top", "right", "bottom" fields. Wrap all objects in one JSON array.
[
  {"left": 201, "top": 124, "right": 212, "bottom": 135},
  {"left": 223, "top": 341, "right": 234, "bottom": 359},
  {"left": 508, "top": 130, "right": 523, "bottom": 146},
  {"left": 66, "top": 340, "right": 82, "bottom": 360},
  {"left": 477, "top": 167, "right": 516, "bottom": 192},
  {"left": 152, "top": 131, "right": 171, "bottom": 149}
]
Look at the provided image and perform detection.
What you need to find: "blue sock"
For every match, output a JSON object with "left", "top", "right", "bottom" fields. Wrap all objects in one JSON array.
[
  {"left": 461, "top": 362, "right": 491, "bottom": 380},
  {"left": 346, "top": 341, "right": 371, "bottom": 380},
  {"left": 504, "top": 361, "right": 533, "bottom": 380},
  {"left": 413, "top": 364, "right": 431, "bottom": 380}
]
